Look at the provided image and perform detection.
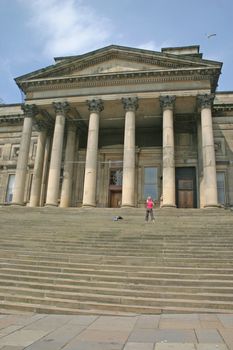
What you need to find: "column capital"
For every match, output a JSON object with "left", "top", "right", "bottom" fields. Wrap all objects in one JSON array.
[
  {"left": 87, "top": 99, "right": 104, "bottom": 113},
  {"left": 53, "top": 101, "right": 70, "bottom": 115},
  {"left": 160, "top": 95, "right": 176, "bottom": 110},
  {"left": 21, "top": 104, "right": 38, "bottom": 118},
  {"left": 197, "top": 94, "right": 215, "bottom": 110},
  {"left": 121, "top": 97, "right": 139, "bottom": 112}
]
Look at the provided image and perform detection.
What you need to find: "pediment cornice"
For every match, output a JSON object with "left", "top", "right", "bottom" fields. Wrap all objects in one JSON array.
[
  {"left": 18, "top": 66, "right": 221, "bottom": 93},
  {"left": 15, "top": 45, "right": 222, "bottom": 83}
]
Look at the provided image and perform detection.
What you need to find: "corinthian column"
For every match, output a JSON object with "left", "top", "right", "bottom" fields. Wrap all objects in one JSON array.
[
  {"left": 82, "top": 99, "right": 104, "bottom": 207},
  {"left": 12, "top": 104, "right": 38, "bottom": 205},
  {"left": 121, "top": 97, "right": 138, "bottom": 207},
  {"left": 160, "top": 95, "right": 176, "bottom": 208},
  {"left": 60, "top": 122, "right": 77, "bottom": 207},
  {"left": 29, "top": 127, "right": 47, "bottom": 207},
  {"left": 45, "top": 102, "right": 69, "bottom": 206},
  {"left": 197, "top": 94, "right": 218, "bottom": 208}
]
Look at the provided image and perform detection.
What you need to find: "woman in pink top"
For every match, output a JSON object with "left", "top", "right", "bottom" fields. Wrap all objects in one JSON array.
[{"left": 145, "top": 196, "right": 155, "bottom": 223}]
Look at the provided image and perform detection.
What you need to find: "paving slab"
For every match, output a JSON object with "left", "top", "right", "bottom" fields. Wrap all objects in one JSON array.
[
  {"left": 154, "top": 344, "right": 195, "bottom": 350},
  {"left": 123, "top": 342, "right": 154, "bottom": 350},
  {"left": 0, "top": 329, "right": 48, "bottom": 347},
  {"left": 195, "top": 329, "right": 224, "bottom": 343},
  {"left": 0, "top": 313, "right": 232, "bottom": 349},
  {"left": 196, "top": 345, "right": 228, "bottom": 350}
]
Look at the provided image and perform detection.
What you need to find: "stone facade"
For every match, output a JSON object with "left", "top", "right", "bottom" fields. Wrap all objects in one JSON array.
[{"left": 0, "top": 44, "right": 233, "bottom": 208}]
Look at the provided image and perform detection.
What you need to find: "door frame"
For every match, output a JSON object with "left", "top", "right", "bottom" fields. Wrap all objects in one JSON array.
[{"left": 175, "top": 167, "right": 197, "bottom": 208}]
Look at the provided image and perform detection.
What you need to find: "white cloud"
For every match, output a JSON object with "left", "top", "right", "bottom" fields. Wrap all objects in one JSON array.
[{"left": 18, "top": 0, "right": 112, "bottom": 57}]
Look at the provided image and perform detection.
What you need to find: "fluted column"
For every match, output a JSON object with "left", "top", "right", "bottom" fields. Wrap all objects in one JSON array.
[
  {"left": 121, "top": 97, "right": 138, "bottom": 207},
  {"left": 45, "top": 102, "right": 69, "bottom": 206},
  {"left": 160, "top": 95, "right": 176, "bottom": 208},
  {"left": 82, "top": 99, "right": 104, "bottom": 207},
  {"left": 197, "top": 94, "right": 218, "bottom": 208},
  {"left": 60, "top": 122, "right": 77, "bottom": 207},
  {"left": 12, "top": 104, "right": 38, "bottom": 205},
  {"left": 29, "top": 128, "right": 47, "bottom": 207}
]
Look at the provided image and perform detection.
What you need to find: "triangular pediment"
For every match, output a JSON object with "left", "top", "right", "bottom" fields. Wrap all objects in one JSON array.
[{"left": 15, "top": 45, "right": 222, "bottom": 83}]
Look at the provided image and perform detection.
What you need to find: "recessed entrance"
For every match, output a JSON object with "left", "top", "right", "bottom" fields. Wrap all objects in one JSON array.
[
  {"left": 176, "top": 167, "right": 197, "bottom": 208},
  {"left": 109, "top": 168, "right": 123, "bottom": 208},
  {"left": 110, "top": 191, "right": 122, "bottom": 208}
]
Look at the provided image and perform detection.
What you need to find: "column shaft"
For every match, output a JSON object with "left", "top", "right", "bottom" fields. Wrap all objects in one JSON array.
[
  {"left": 121, "top": 97, "right": 138, "bottom": 207},
  {"left": 201, "top": 107, "right": 218, "bottom": 207},
  {"left": 60, "top": 124, "right": 77, "bottom": 207},
  {"left": 12, "top": 105, "right": 37, "bottom": 205},
  {"left": 29, "top": 129, "right": 47, "bottom": 207},
  {"left": 82, "top": 99, "right": 103, "bottom": 207},
  {"left": 160, "top": 96, "right": 176, "bottom": 208},
  {"left": 46, "top": 103, "right": 68, "bottom": 206},
  {"left": 122, "top": 110, "right": 136, "bottom": 207}
]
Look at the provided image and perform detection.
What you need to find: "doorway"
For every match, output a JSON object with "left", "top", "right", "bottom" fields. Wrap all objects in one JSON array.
[
  {"left": 109, "top": 168, "right": 122, "bottom": 208},
  {"left": 176, "top": 167, "right": 197, "bottom": 208},
  {"left": 110, "top": 191, "right": 122, "bottom": 208}
]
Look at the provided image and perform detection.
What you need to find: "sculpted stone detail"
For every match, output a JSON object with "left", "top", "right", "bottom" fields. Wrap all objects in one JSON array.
[
  {"left": 121, "top": 97, "right": 139, "bottom": 112},
  {"left": 53, "top": 101, "right": 70, "bottom": 115},
  {"left": 21, "top": 104, "right": 38, "bottom": 118},
  {"left": 87, "top": 99, "right": 104, "bottom": 113},
  {"left": 160, "top": 95, "right": 176, "bottom": 110},
  {"left": 197, "top": 94, "right": 215, "bottom": 109}
]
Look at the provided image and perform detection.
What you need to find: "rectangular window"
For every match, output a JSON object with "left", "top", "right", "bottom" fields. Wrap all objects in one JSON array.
[
  {"left": 11, "top": 145, "right": 20, "bottom": 159},
  {"left": 217, "top": 172, "right": 226, "bottom": 205},
  {"left": 5, "top": 174, "right": 15, "bottom": 203},
  {"left": 143, "top": 167, "right": 158, "bottom": 200}
]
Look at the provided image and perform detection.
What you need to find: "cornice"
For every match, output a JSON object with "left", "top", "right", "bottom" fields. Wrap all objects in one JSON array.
[
  {"left": 0, "top": 114, "right": 24, "bottom": 124},
  {"left": 213, "top": 104, "right": 233, "bottom": 112},
  {"left": 19, "top": 66, "right": 221, "bottom": 93}
]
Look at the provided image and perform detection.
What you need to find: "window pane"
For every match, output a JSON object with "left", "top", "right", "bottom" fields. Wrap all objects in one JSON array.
[
  {"left": 144, "top": 167, "right": 157, "bottom": 184},
  {"left": 144, "top": 167, "right": 158, "bottom": 200},
  {"left": 5, "top": 175, "right": 15, "bottom": 203},
  {"left": 217, "top": 172, "right": 225, "bottom": 204}
]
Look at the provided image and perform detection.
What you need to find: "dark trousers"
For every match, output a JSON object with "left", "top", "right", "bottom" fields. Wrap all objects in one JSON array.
[{"left": 145, "top": 208, "right": 154, "bottom": 221}]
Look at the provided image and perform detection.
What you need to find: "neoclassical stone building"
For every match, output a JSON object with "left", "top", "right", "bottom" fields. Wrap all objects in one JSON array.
[{"left": 0, "top": 44, "right": 233, "bottom": 208}]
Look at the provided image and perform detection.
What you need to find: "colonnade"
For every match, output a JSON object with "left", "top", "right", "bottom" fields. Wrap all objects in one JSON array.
[{"left": 12, "top": 94, "right": 219, "bottom": 208}]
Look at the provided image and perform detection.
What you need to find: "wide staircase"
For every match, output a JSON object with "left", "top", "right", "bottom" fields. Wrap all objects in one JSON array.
[{"left": 0, "top": 206, "right": 233, "bottom": 315}]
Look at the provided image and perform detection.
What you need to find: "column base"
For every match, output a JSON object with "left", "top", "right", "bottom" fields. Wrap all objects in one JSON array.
[
  {"left": 11, "top": 202, "right": 26, "bottom": 206},
  {"left": 82, "top": 204, "right": 96, "bottom": 208},
  {"left": 203, "top": 204, "right": 221, "bottom": 209},
  {"left": 121, "top": 204, "right": 135, "bottom": 208},
  {"left": 45, "top": 203, "right": 58, "bottom": 207},
  {"left": 161, "top": 204, "right": 177, "bottom": 208}
]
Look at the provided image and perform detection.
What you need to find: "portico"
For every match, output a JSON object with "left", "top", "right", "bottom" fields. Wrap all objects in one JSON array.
[{"left": 3, "top": 44, "right": 229, "bottom": 208}]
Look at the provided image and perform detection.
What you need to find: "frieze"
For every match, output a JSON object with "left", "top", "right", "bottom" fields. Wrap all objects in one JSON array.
[{"left": 21, "top": 69, "right": 218, "bottom": 94}]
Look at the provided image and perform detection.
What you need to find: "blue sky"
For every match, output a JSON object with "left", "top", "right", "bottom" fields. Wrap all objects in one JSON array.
[{"left": 1, "top": 0, "right": 233, "bottom": 104}]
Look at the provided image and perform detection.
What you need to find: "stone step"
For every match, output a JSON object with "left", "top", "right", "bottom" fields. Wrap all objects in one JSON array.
[
  {"left": 2, "top": 257, "right": 233, "bottom": 275},
  {"left": 1, "top": 263, "right": 233, "bottom": 281},
  {"left": 1, "top": 270, "right": 233, "bottom": 289},
  {"left": 1, "top": 282, "right": 233, "bottom": 303},
  {"left": 1, "top": 275, "right": 233, "bottom": 295},
  {"left": 1, "top": 290, "right": 233, "bottom": 312}
]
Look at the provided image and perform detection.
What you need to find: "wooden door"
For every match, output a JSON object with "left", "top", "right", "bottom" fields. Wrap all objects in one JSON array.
[
  {"left": 178, "top": 179, "right": 194, "bottom": 208},
  {"left": 110, "top": 191, "right": 122, "bottom": 208}
]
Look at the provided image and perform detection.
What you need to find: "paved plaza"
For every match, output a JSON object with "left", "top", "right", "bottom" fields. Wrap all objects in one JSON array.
[{"left": 0, "top": 313, "right": 233, "bottom": 349}]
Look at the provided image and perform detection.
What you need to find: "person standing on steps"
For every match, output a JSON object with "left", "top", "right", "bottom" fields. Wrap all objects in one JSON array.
[{"left": 145, "top": 196, "right": 155, "bottom": 223}]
